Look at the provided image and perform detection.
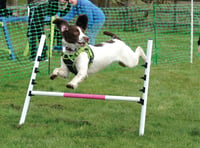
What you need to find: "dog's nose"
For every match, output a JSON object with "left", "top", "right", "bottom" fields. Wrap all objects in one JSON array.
[{"left": 83, "top": 36, "right": 89, "bottom": 43}]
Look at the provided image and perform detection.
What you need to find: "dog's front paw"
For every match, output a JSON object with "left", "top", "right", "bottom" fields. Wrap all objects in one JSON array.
[
  {"left": 66, "top": 83, "right": 78, "bottom": 89},
  {"left": 50, "top": 74, "right": 57, "bottom": 80}
]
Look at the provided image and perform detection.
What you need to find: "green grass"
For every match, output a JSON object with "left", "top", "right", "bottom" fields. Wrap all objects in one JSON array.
[
  {"left": 1, "top": 4, "right": 200, "bottom": 147},
  {"left": 0, "top": 56, "right": 200, "bottom": 148}
]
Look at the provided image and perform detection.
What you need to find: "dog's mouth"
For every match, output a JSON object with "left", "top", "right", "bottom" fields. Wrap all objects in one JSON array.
[
  {"left": 78, "top": 42, "right": 86, "bottom": 46},
  {"left": 78, "top": 37, "right": 89, "bottom": 46}
]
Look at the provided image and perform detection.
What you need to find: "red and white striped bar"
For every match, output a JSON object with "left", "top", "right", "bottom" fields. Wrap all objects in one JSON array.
[{"left": 31, "top": 91, "right": 141, "bottom": 102}]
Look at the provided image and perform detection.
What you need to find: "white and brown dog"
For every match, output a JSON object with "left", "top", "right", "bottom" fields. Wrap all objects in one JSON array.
[{"left": 50, "top": 14, "right": 147, "bottom": 89}]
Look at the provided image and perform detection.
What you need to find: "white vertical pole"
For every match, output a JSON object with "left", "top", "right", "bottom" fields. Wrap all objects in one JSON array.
[
  {"left": 190, "top": 0, "right": 193, "bottom": 63},
  {"left": 19, "top": 35, "right": 46, "bottom": 125},
  {"left": 139, "top": 39, "right": 153, "bottom": 136}
]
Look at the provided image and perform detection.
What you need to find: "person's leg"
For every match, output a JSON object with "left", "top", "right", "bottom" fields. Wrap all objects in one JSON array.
[
  {"left": 29, "top": 24, "right": 47, "bottom": 61},
  {"left": 88, "top": 22, "right": 104, "bottom": 45},
  {"left": 36, "top": 31, "right": 47, "bottom": 60},
  {"left": 28, "top": 7, "right": 37, "bottom": 61},
  {"left": 35, "top": 4, "right": 48, "bottom": 60},
  {"left": 29, "top": 32, "right": 37, "bottom": 61}
]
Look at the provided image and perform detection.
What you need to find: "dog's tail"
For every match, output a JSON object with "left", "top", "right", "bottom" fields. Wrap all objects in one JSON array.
[{"left": 103, "top": 31, "right": 121, "bottom": 40}]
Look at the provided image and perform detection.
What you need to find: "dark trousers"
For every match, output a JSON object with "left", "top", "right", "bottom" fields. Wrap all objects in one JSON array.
[{"left": 27, "top": 5, "right": 47, "bottom": 61}]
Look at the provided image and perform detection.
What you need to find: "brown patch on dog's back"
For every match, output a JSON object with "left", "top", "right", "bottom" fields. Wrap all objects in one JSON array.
[
  {"left": 105, "top": 40, "right": 115, "bottom": 44},
  {"left": 94, "top": 43, "right": 103, "bottom": 47},
  {"left": 94, "top": 40, "right": 115, "bottom": 47},
  {"left": 103, "top": 31, "right": 121, "bottom": 40}
]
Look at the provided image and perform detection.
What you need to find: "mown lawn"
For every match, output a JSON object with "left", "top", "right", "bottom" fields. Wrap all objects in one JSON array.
[
  {"left": 1, "top": 3, "right": 200, "bottom": 147},
  {"left": 0, "top": 55, "right": 199, "bottom": 148}
]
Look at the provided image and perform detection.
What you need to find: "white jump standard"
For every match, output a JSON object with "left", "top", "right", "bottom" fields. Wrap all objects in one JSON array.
[{"left": 19, "top": 35, "right": 153, "bottom": 136}]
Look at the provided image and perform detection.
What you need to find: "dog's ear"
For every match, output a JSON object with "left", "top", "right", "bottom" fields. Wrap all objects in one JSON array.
[
  {"left": 76, "top": 14, "right": 88, "bottom": 31},
  {"left": 53, "top": 18, "right": 69, "bottom": 33}
]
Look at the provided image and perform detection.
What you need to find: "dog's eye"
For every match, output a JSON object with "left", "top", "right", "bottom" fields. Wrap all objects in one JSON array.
[
  {"left": 73, "top": 29, "right": 79, "bottom": 35},
  {"left": 75, "top": 29, "right": 79, "bottom": 33}
]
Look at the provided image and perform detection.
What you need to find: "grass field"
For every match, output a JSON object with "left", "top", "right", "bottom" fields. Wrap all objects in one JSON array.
[
  {"left": 1, "top": 3, "right": 200, "bottom": 147},
  {"left": 0, "top": 55, "right": 199, "bottom": 148}
]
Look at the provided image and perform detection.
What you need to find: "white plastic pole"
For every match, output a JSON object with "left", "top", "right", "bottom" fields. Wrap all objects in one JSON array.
[
  {"left": 139, "top": 39, "right": 153, "bottom": 136},
  {"left": 31, "top": 90, "right": 141, "bottom": 102},
  {"left": 19, "top": 35, "right": 46, "bottom": 125}
]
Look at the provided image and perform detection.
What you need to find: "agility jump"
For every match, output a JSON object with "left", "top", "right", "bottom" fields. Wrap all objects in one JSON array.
[{"left": 19, "top": 35, "right": 153, "bottom": 136}]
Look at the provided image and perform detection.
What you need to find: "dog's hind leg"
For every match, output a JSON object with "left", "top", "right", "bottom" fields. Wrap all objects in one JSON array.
[
  {"left": 135, "top": 46, "right": 147, "bottom": 62},
  {"left": 118, "top": 46, "right": 146, "bottom": 68}
]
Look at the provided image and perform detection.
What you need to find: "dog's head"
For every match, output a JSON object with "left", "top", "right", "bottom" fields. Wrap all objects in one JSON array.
[{"left": 53, "top": 14, "right": 89, "bottom": 51}]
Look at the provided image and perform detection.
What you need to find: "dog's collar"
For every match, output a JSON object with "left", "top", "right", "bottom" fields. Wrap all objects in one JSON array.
[{"left": 65, "top": 46, "right": 77, "bottom": 51}]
